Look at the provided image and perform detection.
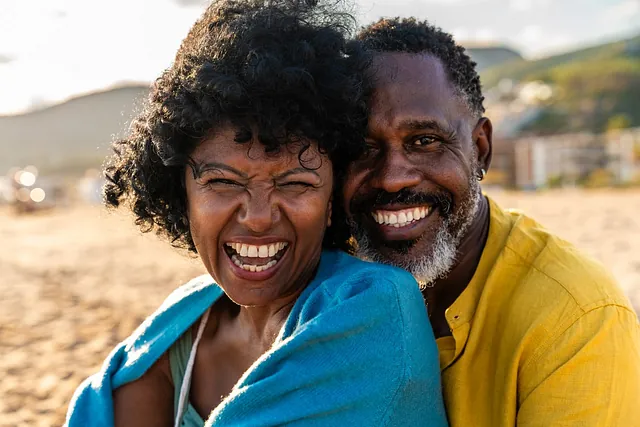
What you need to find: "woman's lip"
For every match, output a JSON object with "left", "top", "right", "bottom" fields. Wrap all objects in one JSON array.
[
  {"left": 224, "top": 245, "right": 289, "bottom": 281},
  {"left": 224, "top": 237, "right": 290, "bottom": 245}
]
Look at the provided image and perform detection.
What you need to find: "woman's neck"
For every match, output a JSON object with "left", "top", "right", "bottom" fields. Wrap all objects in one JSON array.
[
  {"left": 235, "top": 292, "right": 301, "bottom": 348},
  {"left": 224, "top": 251, "right": 322, "bottom": 349}
]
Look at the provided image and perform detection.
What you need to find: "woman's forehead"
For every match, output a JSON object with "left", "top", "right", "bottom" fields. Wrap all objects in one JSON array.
[{"left": 192, "top": 127, "right": 330, "bottom": 173}]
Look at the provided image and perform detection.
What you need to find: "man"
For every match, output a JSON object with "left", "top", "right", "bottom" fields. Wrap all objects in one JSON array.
[{"left": 343, "top": 17, "right": 640, "bottom": 426}]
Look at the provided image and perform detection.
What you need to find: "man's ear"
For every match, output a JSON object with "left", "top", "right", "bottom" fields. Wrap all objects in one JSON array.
[{"left": 472, "top": 117, "right": 493, "bottom": 172}]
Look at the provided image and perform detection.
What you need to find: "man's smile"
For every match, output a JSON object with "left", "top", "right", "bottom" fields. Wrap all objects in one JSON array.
[
  {"left": 366, "top": 204, "right": 439, "bottom": 241},
  {"left": 371, "top": 205, "right": 430, "bottom": 227}
]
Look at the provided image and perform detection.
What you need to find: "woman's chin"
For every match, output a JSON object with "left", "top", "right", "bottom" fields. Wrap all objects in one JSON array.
[{"left": 220, "top": 279, "right": 286, "bottom": 308}]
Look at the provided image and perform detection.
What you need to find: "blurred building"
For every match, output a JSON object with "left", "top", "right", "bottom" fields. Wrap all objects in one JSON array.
[
  {"left": 485, "top": 79, "right": 554, "bottom": 140},
  {"left": 489, "top": 128, "right": 640, "bottom": 189},
  {"left": 76, "top": 169, "right": 106, "bottom": 204}
]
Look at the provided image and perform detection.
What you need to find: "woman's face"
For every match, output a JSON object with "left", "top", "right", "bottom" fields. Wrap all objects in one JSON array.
[{"left": 185, "top": 125, "right": 334, "bottom": 307}]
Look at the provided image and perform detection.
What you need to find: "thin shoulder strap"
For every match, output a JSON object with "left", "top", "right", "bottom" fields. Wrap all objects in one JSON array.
[{"left": 174, "top": 307, "right": 211, "bottom": 427}]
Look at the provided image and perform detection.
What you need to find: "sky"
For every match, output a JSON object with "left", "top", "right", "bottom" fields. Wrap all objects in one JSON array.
[{"left": 0, "top": 0, "right": 638, "bottom": 115}]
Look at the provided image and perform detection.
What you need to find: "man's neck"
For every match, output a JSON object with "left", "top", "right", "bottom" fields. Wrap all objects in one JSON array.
[{"left": 424, "top": 195, "right": 491, "bottom": 338}]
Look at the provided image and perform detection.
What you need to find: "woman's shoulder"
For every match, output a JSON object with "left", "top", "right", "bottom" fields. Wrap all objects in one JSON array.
[
  {"left": 315, "top": 250, "right": 422, "bottom": 302},
  {"left": 281, "top": 251, "right": 438, "bottom": 403},
  {"left": 155, "top": 274, "right": 218, "bottom": 312},
  {"left": 122, "top": 274, "right": 218, "bottom": 347},
  {"left": 111, "top": 275, "right": 222, "bottom": 387},
  {"left": 286, "top": 250, "right": 426, "bottom": 332}
]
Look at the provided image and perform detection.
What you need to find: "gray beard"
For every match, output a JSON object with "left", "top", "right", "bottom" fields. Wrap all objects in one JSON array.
[{"left": 349, "top": 176, "right": 481, "bottom": 289}]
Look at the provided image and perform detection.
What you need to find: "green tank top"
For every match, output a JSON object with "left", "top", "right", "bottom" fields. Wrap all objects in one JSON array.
[{"left": 169, "top": 329, "right": 205, "bottom": 427}]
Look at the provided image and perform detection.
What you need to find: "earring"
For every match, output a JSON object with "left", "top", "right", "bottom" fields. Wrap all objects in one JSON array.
[{"left": 477, "top": 168, "right": 486, "bottom": 181}]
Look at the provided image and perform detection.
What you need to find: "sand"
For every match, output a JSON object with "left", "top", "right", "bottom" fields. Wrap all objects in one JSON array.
[{"left": 1, "top": 189, "right": 639, "bottom": 426}]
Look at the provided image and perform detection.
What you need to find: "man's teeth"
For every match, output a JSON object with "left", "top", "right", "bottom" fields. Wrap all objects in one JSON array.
[
  {"left": 226, "top": 242, "right": 288, "bottom": 258},
  {"left": 230, "top": 255, "right": 278, "bottom": 272},
  {"left": 371, "top": 206, "right": 429, "bottom": 228}
]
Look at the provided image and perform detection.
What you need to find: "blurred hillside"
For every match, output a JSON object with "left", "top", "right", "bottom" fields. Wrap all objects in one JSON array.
[
  {"left": 1, "top": 45, "right": 521, "bottom": 176},
  {"left": 480, "top": 34, "right": 640, "bottom": 135},
  {"left": 0, "top": 85, "right": 149, "bottom": 174},
  {"left": 2, "top": 35, "right": 639, "bottom": 176},
  {"left": 465, "top": 44, "right": 523, "bottom": 72}
]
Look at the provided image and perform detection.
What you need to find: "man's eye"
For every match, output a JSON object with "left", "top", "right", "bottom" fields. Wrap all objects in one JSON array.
[{"left": 414, "top": 136, "right": 438, "bottom": 146}]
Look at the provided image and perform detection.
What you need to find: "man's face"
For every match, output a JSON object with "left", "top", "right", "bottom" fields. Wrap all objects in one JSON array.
[{"left": 342, "top": 53, "right": 488, "bottom": 285}]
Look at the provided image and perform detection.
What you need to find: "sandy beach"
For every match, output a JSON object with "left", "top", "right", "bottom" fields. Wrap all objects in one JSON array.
[{"left": 1, "top": 189, "right": 639, "bottom": 426}]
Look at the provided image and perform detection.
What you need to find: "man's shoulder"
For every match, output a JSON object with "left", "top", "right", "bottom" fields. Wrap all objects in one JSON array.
[
  {"left": 495, "top": 205, "right": 631, "bottom": 313},
  {"left": 479, "top": 203, "right": 636, "bottom": 367}
]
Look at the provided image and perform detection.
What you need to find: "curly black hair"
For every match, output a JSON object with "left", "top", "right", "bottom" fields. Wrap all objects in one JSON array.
[
  {"left": 104, "top": 0, "right": 368, "bottom": 252},
  {"left": 356, "top": 17, "right": 485, "bottom": 117}
]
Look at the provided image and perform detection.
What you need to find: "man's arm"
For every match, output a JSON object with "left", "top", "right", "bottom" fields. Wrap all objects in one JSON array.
[{"left": 517, "top": 304, "right": 640, "bottom": 426}]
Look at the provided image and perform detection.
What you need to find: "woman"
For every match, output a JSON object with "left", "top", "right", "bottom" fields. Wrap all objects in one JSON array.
[{"left": 65, "top": 1, "right": 447, "bottom": 426}]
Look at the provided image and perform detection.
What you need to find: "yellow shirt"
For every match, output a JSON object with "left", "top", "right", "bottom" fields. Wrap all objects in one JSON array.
[{"left": 439, "top": 197, "right": 640, "bottom": 427}]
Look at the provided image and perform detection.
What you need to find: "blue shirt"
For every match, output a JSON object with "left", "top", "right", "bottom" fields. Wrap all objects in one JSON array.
[{"left": 65, "top": 250, "right": 448, "bottom": 426}]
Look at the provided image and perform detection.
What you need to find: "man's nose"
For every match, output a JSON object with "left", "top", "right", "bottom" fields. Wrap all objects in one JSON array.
[
  {"left": 369, "top": 148, "right": 422, "bottom": 194},
  {"left": 238, "top": 191, "right": 279, "bottom": 234}
]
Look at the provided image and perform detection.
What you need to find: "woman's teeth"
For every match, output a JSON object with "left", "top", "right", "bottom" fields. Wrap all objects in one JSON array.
[
  {"left": 371, "top": 206, "right": 429, "bottom": 228},
  {"left": 225, "top": 242, "right": 288, "bottom": 273},
  {"left": 231, "top": 255, "right": 278, "bottom": 272},
  {"left": 226, "top": 242, "right": 288, "bottom": 258}
]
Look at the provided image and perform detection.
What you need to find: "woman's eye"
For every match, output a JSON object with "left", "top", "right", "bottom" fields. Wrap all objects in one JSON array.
[
  {"left": 414, "top": 136, "right": 438, "bottom": 146},
  {"left": 281, "top": 181, "right": 313, "bottom": 188},
  {"left": 360, "top": 143, "right": 380, "bottom": 159},
  {"left": 203, "top": 178, "right": 241, "bottom": 186}
]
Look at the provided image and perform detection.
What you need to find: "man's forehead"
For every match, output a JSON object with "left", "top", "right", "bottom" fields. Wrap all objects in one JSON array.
[
  {"left": 372, "top": 52, "right": 449, "bottom": 85},
  {"left": 369, "top": 53, "right": 467, "bottom": 130}
]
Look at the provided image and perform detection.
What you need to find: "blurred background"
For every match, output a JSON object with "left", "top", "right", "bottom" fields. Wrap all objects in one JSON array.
[{"left": 1, "top": 0, "right": 639, "bottom": 425}]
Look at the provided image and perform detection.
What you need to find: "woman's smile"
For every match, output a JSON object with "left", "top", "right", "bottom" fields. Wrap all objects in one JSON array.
[{"left": 223, "top": 239, "right": 290, "bottom": 280}]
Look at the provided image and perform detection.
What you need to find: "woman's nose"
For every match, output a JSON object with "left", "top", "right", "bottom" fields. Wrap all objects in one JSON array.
[{"left": 237, "top": 191, "right": 279, "bottom": 234}]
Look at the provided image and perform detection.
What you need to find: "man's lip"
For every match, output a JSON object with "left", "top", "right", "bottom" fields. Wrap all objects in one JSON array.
[
  {"left": 370, "top": 203, "right": 431, "bottom": 211},
  {"left": 365, "top": 207, "right": 437, "bottom": 241}
]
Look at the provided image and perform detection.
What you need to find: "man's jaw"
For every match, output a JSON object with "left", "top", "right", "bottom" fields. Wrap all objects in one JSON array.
[
  {"left": 350, "top": 187, "right": 481, "bottom": 287},
  {"left": 352, "top": 215, "right": 458, "bottom": 288}
]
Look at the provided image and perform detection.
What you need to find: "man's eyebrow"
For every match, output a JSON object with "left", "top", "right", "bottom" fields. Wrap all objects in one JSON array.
[
  {"left": 276, "top": 167, "right": 320, "bottom": 179},
  {"left": 192, "top": 162, "right": 248, "bottom": 179},
  {"left": 398, "top": 119, "right": 455, "bottom": 135}
]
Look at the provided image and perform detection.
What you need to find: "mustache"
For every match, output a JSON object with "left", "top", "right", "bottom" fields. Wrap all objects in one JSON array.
[{"left": 350, "top": 188, "right": 454, "bottom": 217}]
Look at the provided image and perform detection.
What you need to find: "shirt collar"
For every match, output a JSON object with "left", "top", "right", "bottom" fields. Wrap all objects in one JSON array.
[{"left": 439, "top": 196, "right": 514, "bottom": 369}]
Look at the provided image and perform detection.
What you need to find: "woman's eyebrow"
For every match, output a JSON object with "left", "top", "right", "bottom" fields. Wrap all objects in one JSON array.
[
  {"left": 193, "top": 161, "right": 248, "bottom": 179},
  {"left": 276, "top": 167, "right": 320, "bottom": 180}
]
